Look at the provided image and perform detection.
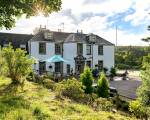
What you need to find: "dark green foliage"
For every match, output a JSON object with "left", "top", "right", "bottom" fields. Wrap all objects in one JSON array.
[
  {"left": 110, "top": 67, "right": 117, "bottom": 77},
  {"left": 80, "top": 67, "right": 93, "bottom": 94},
  {"left": 137, "top": 64, "right": 150, "bottom": 106},
  {"left": 103, "top": 67, "right": 108, "bottom": 74},
  {"left": 115, "top": 46, "right": 150, "bottom": 69},
  {"left": 97, "top": 72, "right": 109, "bottom": 98},
  {"left": 142, "top": 53, "right": 150, "bottom": 69},
  {"left": 129, "top": 100, "right": 150, "bottom": 119},
  {"left": 0, "top": 0, "right": 62, "bottom": 29},
  {"left": 55, "top": 78, "right": 85, "bottom": 101}
]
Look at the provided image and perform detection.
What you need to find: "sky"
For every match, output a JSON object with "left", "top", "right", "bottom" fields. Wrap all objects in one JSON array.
[{"left": 1, "top": 0, "right": 150, "bottom": 46}]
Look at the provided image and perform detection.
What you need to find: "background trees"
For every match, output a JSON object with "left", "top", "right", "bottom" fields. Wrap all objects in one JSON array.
[
  {"left": 0, "top": 0, "right": 62, "bottom": 29},
  {"left": 115, "top": 46, "right": 150, "bottom": 69}
]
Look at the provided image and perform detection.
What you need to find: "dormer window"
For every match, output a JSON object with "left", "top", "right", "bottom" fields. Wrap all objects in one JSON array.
[
  {"left": 44, "top": 31, "right": 53, "bottom": 40},
  {"left": 88, "top": 34, "right": 96, "bottom": 43}
]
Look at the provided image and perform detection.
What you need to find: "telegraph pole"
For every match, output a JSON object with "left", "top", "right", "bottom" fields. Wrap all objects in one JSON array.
[{"left": 116, "top": 25, "right": 118, "bottom": 46}]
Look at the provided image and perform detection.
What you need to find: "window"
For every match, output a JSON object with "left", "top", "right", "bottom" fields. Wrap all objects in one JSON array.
[
  {"left": 86, "top": 61, "right": 91, "bottom": 68},
  {"left": 86, "top": 45, "right": 91, "bottom": 55},
  {"left": 20, "top": 44, "right": 26, "bottom": 50},
  {"left": 98, "top": 45, "right": 103, "bottom": 55},
  {"left": 39, "top": 42, "right": 46, "bottom": 54},
  {"left": 67, "top": 64, "right": 71, "bottom": 74},
  {"left": 55, "top": 44, "right": 62, "bottom": 54},
  {"left": 98, "top": 60, "right": 103, "bottom": 71},
  {"left": 3, "top": 44, "right": 9, "bottom": 47},
  {"left": 39, "top": 61, "right": 46, "bottom": 74},
  {"left": 77, "top": 43, "right": 83, "bottom": 55},
  {"left": 55, "top": 62, "right": 61, "bottom": 73}
]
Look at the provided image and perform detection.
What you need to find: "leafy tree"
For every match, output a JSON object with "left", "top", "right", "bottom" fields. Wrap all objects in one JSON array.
[
  {"left": 0, "top": 0, "right": 62, "bottom": 29},
  {"left": 80, "top": 66, "right": 93, "bottom": 94},
  {"left": 137, "top": 64, "right": 150, "bottom": 107},
  {"left": 97, "top": 72, "right": 109, "bottom": 98},
  {"left": 142, "top": 53, "right": 150, "bottom": 69},
  {"left": 1, "top": 45, "right": 34, "bottom": 85}
]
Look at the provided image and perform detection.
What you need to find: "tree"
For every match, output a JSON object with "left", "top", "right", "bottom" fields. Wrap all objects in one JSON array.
[
  {"left": 137, "top": 64, "right": 150, "bottom": 106},
  {"left": 80, "top": 66, "right": 93, "bottom": 94},
  {"left": 0, "top": 0, "right": 62, "bottom": 29},
  {"left": 1, "top": 45, "right": 34, "bottom": 85},
  {"left": 97, "top": 72, "right": 109, "bottom": 98},
  {"left": 142, "top": 53, "right": 150, "bottom": 69}
]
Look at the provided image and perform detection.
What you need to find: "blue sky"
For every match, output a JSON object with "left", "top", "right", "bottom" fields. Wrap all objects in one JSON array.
[{"left": 1, "top": 0, "right": 150, "bottom": 46}]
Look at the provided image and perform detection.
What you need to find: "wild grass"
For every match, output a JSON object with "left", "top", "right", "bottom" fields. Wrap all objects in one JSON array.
[{"left": 0, "top": 77, "right": 136, "bottom": 120}]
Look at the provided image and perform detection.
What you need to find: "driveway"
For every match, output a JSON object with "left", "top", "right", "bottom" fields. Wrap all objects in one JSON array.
[{"left": 110, "top": 76, "right": 142, "bottom": 100}]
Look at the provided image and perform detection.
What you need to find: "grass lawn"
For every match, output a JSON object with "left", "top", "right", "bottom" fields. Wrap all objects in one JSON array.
[{"left": 0, "top": 77, "right": 136, "bottom": 120}]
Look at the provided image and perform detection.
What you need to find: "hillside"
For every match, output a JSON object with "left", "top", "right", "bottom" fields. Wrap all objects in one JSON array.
[{"left": 0, "top": 78, "right": 136, "bottom": 120}]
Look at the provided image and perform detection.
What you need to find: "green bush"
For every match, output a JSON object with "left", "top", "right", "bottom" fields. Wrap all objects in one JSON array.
[
  {"left": 92, "top": 98, "right": 113, "bottom": 111},
  {"left": 55, "top": 78, "right": 85, "bottom": 102},
  {"left": 42, "top": 79, "right": 55, "bottom": 90},
  {"left": 1, "top": 45, "right": 34, "bottom": 86},
  {"left": 80, "top": 66, "right": 93, "bottom": 94},
  {"left": 110, "top": 67, "right": 117, "bottom": 77},
  {"left": 129, "top": 100, "right": 149, "bottom": 119},
  {"left": 97, "top": 72, "right": 109, "bottom": 98}
]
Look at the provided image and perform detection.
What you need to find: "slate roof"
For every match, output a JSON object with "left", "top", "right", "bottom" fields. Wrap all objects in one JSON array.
[
  {"left": 31, "top": 30, "right": 114, "bottom": 46},
  {"left": 0, "top": 32, "right": 33, "bottom": 49}
]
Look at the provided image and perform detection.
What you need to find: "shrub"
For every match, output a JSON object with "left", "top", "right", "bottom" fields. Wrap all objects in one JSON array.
[
  {"left": 103, "top": 67, "right": 108, "bottom": 74},
  {"left": 55, "top": 78, "right": 85, "bottom": 102},
  {"left": 42, "top": 79, "right": 55, "bottom": 90},
  {"left": 92, "top": 98, "right": 113, "bottom": 111},
  {"left": 1, "top": 45, "right": 34, "bottom": 86},
  {"left": 80, "top": 66, "right": 93, "bottom": 94},
  {"left": 97, "top": 72, "right": 109, "bottom": 98},
  {"left": 110, "top": 67, "right": 117, "bottom": 77}
]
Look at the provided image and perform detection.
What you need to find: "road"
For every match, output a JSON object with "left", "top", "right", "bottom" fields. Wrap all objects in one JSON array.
[{"left": 110, "top": 76, "right": 142, "bottom": 100}]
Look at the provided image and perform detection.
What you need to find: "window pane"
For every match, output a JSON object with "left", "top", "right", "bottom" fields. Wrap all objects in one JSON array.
[
  {"left": 98, "top": 45, "right": 103, "bottom": 55},
  {"left": 77, "top": 43, "right": 83, "bottom": 55},
  {"left": 86, "top": 45, "right": 91, "bottom": 55},
  {"left": 55, "top": 44, "right": 62, "bottom": 54},
  {"left": 67, "top": 64, "right": 70, "bottom": 74},
  {"left": 55, "top": 62, "right": 61, "bottom": 73},
  {"left": 39, "top": 42, "right": 46, "bottom": 54}
]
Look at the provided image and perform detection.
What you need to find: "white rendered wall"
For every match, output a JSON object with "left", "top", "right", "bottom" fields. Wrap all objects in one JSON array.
[
  {"left": 30, "top": 41, "right": 114, "bottom": 74},
  {"left": 31, "top": 41, "right": 55, "bottom": 73},
  {"left": 63, "top": 43, "right": 77, "bottom": 74},
  {"left": 103, "top": 46, "right": 115, "bottom": 72}
]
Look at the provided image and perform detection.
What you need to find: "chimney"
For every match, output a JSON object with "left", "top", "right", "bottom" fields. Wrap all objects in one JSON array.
[
  {"left": 81, "top": 30, "right": 83, "bottom": 34},
  {"left": 77, "top": 29, "right": 79, "bottom": 33}
]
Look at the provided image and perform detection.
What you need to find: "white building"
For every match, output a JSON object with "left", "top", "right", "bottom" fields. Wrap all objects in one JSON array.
[{"left": 29, "top": 29, "right": 114, "bottom": 75}]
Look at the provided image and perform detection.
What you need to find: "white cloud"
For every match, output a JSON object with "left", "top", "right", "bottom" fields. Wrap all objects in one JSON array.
[
  {"left": 125, "top": 0, "right": 150, "bottom": 26},
  {"left": 0, "top": 0, "right": 149, "bottom": 46}
]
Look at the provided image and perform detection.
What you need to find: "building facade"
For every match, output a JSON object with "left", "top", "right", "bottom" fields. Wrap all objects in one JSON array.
[{"left": 29, "top": 30, "right": 114, "bottom": 75}]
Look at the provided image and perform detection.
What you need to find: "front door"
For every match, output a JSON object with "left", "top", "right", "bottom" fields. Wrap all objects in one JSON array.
[
  {"left": 74, "top": 55, "right": 86, "bottom": 74},
  {"left": 39, "top": 61, "right": 46, "bottom": 74}
]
